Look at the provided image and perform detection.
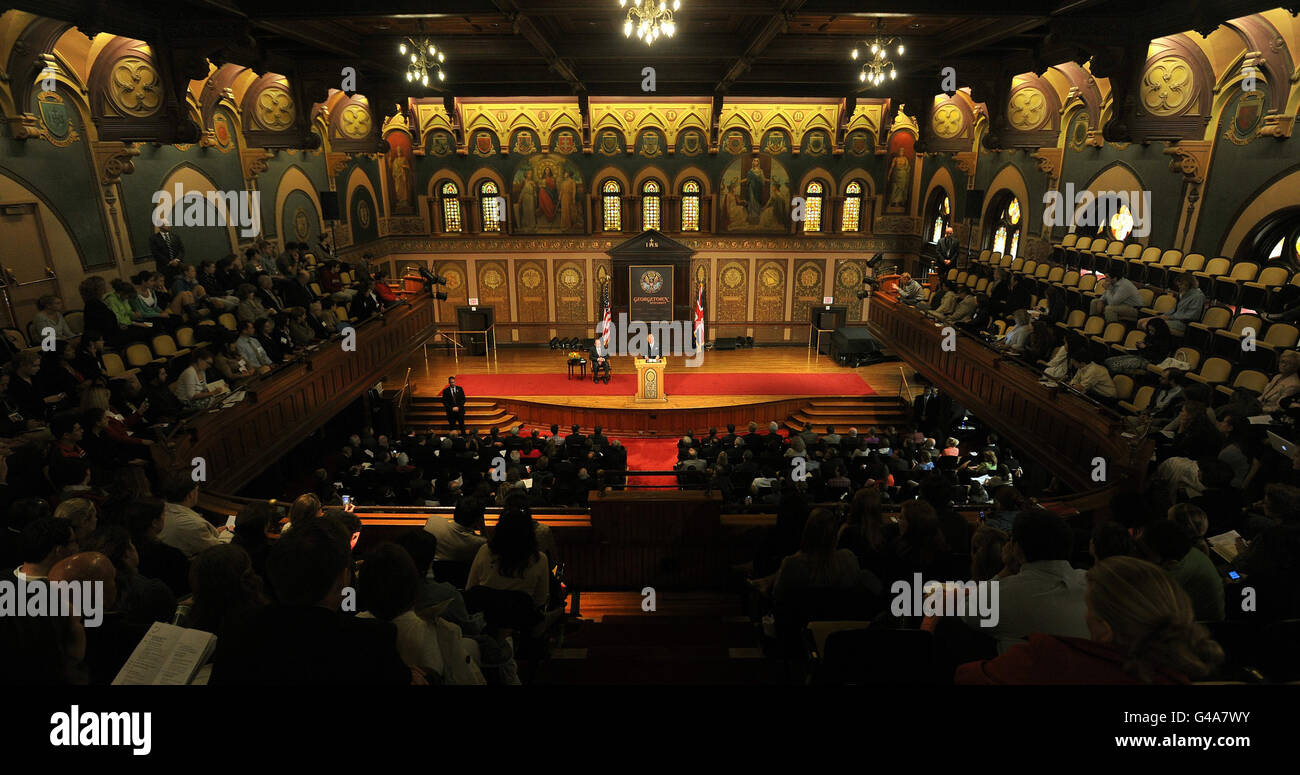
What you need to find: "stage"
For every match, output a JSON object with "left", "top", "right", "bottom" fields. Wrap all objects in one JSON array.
[{"left": 389, "top": 346, "right": 915, "bottom": 439}]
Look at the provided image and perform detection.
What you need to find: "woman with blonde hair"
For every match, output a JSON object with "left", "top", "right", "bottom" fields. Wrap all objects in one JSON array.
[
  {"left": 956, "top": 556, "right": 1223, "bottom": 684},
  {"left": 79, "top": 385, "right": 153, "bottom": 449}
]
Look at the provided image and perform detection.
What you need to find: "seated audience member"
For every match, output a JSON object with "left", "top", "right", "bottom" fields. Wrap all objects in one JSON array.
[
  {"left": 1139, "top": 519, "right": 1224, "bottom": 622},
  {"left": 171, "top": 349, "right": 225, "bottom": 409},
  {"left": 256, "top": 317, "right": 294, "bottom": 364},
  {"left": 186, "top": 543, "right": 268, "bottom": 638},
  {"left": 235, "top": 283, "right": 269, "bottom": 324},
  {"left": 31, "top": 295, "right": 75, "bottom": 343},
  {"left": 157, "top": 474, "right": 222, "bottom": 558},
  {"left": 970, "top": 525, "right": 1010, "bottom": 581},
  {"left": 8, "top": 350, "right": 64, "bottom": 420},
  {"left": 356, "top": 542, "right": 485, "bottom": 685},
  {"left": 1090, "top": 274, "right": 1143, "bottom": 322},
  {"left": 234, "top": 320, "right": 273, "bottom": 373},
  {"left": 1258, "top": 349, "right": 1300, "bottom": 415},
  {"left": 423, "top": 497, "right": 486, "bottom": 564},
  {"left": 284, "top": 270, "right": 317, "bottom": 310},
  {"left": 125, "top": 497, "right": 190, "bottom": 596},
  {"left": 895, "top": 272, "right": 923, "bottom": 305},
  {"left": 254, "top": 272, "right": 286, "bottom": 315},
  {"left": 210, "top": 517, "right": 412, "bottom": 685},
  {"left": 956, "top": 557, "right": 1224, "bottom": 684},
  {"left": 1090, "top": 522, "right": 1138, "bottom": 563},
  {"left": 771, "top": 508, "right": 865, "bottom": 605},
  {"left": 285, "top": 307, "right": 319, "bottom": 347},
  {"left": 130, "top": 271, "right": 180, "bottom": 332},
  {"left": 349, "top": 279, "right": 381, "bottom": 321},
  {"left": 1139, "top": 274, "right": 1204, "bottom": 335},
  {"left": 307, "top": 301, "right": 343, "bottom": 338},
  {"left": 317, "top": 260, "right": 357, "bottom": 303},
  {"left": 85, "top": 525, "right": 176, "bottom": 626},
  {"left": 46, "top": 413, "right": 89, "bottom": 490},
  {"left": 48, "top": 551, "right": 144, "bottom": 685},
  {"left": 214, "top": 334, "right": 257, "bottom": 385},
  {"left": 139, "top": 364, "right": 184, "bottom": 426},
  {"left": 880, "top": 500, "right": 951, "bottom": 583},
  {"left": 104, "top": 278, "right": 154, "bottom": 341},
  {"left": 372, "top": 269, "right": 400, "bottom": 306},
  {"left": 1105, "top": 317, "right": 1173, "bottom": 376},
  {"left": 1068, "top": 351, "right": 1117, "bottom": 400},
  {"left": 393, "top": 528, "right": 484, "bottom": 637},
  {"left": 465, "top": 506, "right": 550, "bottom": 611},
  {"left": 1233, "top": 515, "right": 1300, "bottom": 621},
  {"left": 1000, "top": 310, "right": 1032, "bottom": 353},
  {"left": 1022, "top": 320, "right": 1056, "bottom": 365},
  {"left": 959, "top": 509, "right": 1089, "bottom": 653},
  {"left": 13, "top": 516, "right": 79, "bottom": 582},
  {"left": 81, "top": 276, "right": 127, "bottom": 347}
]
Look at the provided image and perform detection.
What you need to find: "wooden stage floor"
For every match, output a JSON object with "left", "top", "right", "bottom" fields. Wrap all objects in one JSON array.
[{"left": 388, "top": 346, "right": 917, "bottom": 409}]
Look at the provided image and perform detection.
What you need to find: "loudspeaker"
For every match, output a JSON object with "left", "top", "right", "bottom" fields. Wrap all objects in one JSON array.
[
  {"left": 714, "top": 338, "right": 736, "bottom": 351},
  {"left": 963, "top": 189, "right": 985, "bottom": 221},
  {"left": 320, "top": 191, "right": 340, "bottom": 221}
]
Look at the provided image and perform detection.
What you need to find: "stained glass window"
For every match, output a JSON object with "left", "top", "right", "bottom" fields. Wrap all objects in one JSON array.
[
  {"left": 928, "top": 192, "right": 951, "bottom": 242},
  {"left": 804, "top": 181, "right": 824, "bottom": 233},
  {"left": 440, "top": 181, "right": 462, "bottom": 233},
  {"left": 988, "top": 195, "right": 1022, "bottom": 257},
  {"left": 479, "top": 181, "right": 501, "bottom": 232},
  {"left": 681, "top": 180, "right": 701, "bottom": 231},
  {"left": 1109, "top": 204, "right": 1134, "bottom": 241},
  {"left": 602, "top": 179, "right": 622, "bottom": 232},
  {"left": 842, "top": 180, "right": 863, "bottom": 232},
  {"left": 642, "top": 180, "right": 661, "bottom": 231}
]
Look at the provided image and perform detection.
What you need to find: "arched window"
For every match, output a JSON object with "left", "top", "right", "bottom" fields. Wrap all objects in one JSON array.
[
  {"left": 641, "top": 179, "right": 662, "bottom": 231},
  {"left": 440, "top": 181, "right": 462, "bottom": 233},
  {"left": 1109, "top": 203, "right": 1134, "bottom": 241},
  {"left": 841, "top": 180, "right": 864, "bottom": 232},
  {"left": 803, "top": 181, "right": 824, "bottom": 233},
  {"left": 681, "top": 180, "right": 701, "bottom": 231},
  {"left": 1239, "top": 208, "right": 1300, "bottom": 268},
  {"left": 988, "top": 195, "right": 1022, "bottom": 257},
  {"left": 602, "top": 179, "right": 622, "bottom": 231},
  {"left": 926, "top": 190, "right": 951, "bottom": 243},
  {"left": 479, "top": 180, "right": 501, "bottom": 232}
]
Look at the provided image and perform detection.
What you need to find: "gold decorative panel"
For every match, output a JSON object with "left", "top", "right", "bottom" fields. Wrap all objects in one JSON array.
[
  {"left": 516, "top": 260, "right": 548, "bottom": 322},
  {"left": 476, "top": 260, "right": 510, "bottom": 319},
  {"left": 792, "top": 260, "right": 824, "bottom": 324},
  {"left": 754, "top": 261, "right": 786, "bottom": 322},
  {"left": 256, "top": 88, "right": 296, "bottom": 131},
  {"left": 716, "top": 260, "right": 749, "bottom": 322},
  {"left": 109, "top": 57, "right": 161, "bottom": 117},
  {"left": 834, "top": 259, "right": 867, "bottom": 321},
  {"left": 435, "top": 261, "right": 469, "bottom": 307},
  {"left": 932, "top": 104, "right": 963, "bottom": 138},
  {"left": 1141, "top": 56, "right": 1193, "bottom": 116},
  {"left": 555, "top": 262, "right": 587, "bottom": 323},
  {"left": 1007, "top": 88, "right": 1047, "bottom": 130},
  {"left": 339, "top": 103, "right": 371, "bottom": 138}
]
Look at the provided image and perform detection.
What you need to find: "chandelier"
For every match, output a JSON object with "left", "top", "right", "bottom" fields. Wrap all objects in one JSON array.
[
  {"left": 851, "top": 19, "right": 903, "bottom": 87},
  {"left": 398, "top": 37, "right": 447, "bottom": 87},
  {"left": 620, "top": 0, "right": 681, "bottom": 46}
]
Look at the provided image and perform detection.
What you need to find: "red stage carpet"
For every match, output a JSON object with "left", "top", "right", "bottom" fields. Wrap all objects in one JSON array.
[{"left": 452, "top": 372, "right": 874, "bottom": 396}]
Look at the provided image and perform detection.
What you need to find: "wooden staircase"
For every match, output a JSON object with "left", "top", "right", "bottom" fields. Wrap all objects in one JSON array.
[
  {"left": 783, "top": 396, "right": 911, "bottom": 435},
  {"left": 405, "top": 397, "right": 522, "bottom": 434}
]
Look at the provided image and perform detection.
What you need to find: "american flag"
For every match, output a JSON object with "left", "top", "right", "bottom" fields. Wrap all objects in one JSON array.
[
  {"left": 694, "top": 283, "right": 705, "bottom": 348},
  {"left": 599, "top": 282, "right": 612, "bottom": 349}
]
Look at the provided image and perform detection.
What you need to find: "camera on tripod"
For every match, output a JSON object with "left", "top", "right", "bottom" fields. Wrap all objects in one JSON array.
[{"left": 418, "top": 267, "right": 449, "bottom": 301}]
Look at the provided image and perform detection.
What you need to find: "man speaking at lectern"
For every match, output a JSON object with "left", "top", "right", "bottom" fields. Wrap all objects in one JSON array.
[{"left": 646, "top": 332, "right": 662, "bottom": 361}]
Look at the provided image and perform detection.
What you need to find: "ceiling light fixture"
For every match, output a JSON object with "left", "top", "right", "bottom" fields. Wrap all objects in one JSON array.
[
  {"left": 620, "top": 0, "right": 681, "bottom": 46},
  {"left": 851, "top": 18, "right": 903, "bottom": 88},
  {"left": 398, "top": 36, "right": 447, "bottom": 87}
]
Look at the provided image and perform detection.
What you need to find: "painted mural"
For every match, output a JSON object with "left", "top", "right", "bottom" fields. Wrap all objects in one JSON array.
[
  {"left": 510, "top": 154, "right": 586, "bottom": 234},
  {"left": 384, "top": 130, "right": 416, "bottom": 215},
  {"left": 885, "top": 131, "right": 915, "bottom": 213},
  {"left": 719, "top": 154, "right": 792, "bottom": 232}
]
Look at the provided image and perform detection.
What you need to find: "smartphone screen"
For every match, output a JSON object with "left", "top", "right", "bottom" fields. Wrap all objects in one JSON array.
[
  {"left": 341, "top": 494, "right": 352, "bottom": 507},
  {"left": 225, "top": 514, "right": 237, "bottom": 529},
  {"left": 1228, "top": 571, "right": 1240, "bottom": 580}
]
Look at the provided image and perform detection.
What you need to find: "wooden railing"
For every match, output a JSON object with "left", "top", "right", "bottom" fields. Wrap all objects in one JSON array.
[
  {"left": 868, "top": 292, "right": 1153, "bottom": 492},
  {"left": 170, "top": 293, "right": 438, "bottom": 492}
]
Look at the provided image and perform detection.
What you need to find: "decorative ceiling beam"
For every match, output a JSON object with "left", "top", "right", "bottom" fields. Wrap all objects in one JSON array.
[
  {"left": 715, "top": 0, "right": 809, "bottom": 95},
  {"left": 489, "top": 0, "right": 586, "bottom": 95}
]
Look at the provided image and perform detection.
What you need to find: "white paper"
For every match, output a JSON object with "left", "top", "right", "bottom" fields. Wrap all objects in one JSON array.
[{"left": 112, "top": 622, "right": 217, "bottom": 685}]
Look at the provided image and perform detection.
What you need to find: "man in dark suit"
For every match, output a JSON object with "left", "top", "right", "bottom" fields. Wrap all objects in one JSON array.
[
  {"left": 149, "top": 223, "right": 185, "bottom": 284},
  {"left": 936, "top": 226, "right": 961, "bottom": 276},
  {"left": 349, "top": 280, "right": 380, "bottom": 321},
  {"left": 211, "top": 518, "right": 411, "bottom": 685},
  {"left": 565, "top": 424, "right": 587, "bottom": 454},
  {"left": 645, "top": 332, "right": 662, "bottom": 360},
  {"left": 590, "top": 341, "right": 611, "bottom": 383},
  {"left": 441, "top": 376, "right": 466, "bottom": 431},
  {"left": 284, "top": 270, "right": 317, "bottom": 310}
]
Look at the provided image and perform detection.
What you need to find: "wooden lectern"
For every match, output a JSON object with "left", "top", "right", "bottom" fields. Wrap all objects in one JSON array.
[{"left": 634, "top": 357, "right": 668, "bottom": 403}]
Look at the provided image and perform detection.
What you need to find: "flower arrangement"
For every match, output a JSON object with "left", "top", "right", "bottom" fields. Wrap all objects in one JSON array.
[{"left": 567, "top": 350, "right": 585, "bottom": 361}]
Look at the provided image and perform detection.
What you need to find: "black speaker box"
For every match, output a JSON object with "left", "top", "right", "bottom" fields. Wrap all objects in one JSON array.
[
  {"left": 320, "top": 191, "right": 340, "bottom": 221},
  {"left": 963, "top": 189, "right": 985, "bottom": 221},
  {"left": 714, "top": 338, "right": 736, "bottom": 351}
]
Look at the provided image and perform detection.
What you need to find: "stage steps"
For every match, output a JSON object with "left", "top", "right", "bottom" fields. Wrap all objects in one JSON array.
[
  {"left": 783, "top": 396, "right": 911, "bottom": 435},
  {"left": 405, "top": 397, "right": 522, "bottom": 434}
]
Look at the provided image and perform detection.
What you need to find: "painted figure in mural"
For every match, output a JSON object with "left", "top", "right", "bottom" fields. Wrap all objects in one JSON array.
[
  {"left": 559, "top": 169, "right": 578, "bottom": 230},
  {"left": 518, "top": 168, "right": 538, "bottom": 231},
  {"left": 887, "top": 147, "right": 911, "bottom": 208},
  {"left": 538, "top": 164, "right": 559, "bottom": 223},
  {"left": 744, "top": 156, "right": 769, "bottom": 225},
  {"left": 760, "top": 180, "right": 790, "bottom": 230},
  {"left": 724, "top": 182, "right": 748, "bottom": 231},
  {"left": 390, "top": 144, "right": 412, "bottom": 205}
]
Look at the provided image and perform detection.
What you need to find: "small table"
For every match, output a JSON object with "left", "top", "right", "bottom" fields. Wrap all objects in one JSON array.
[{"left": 567, "top": 358, "right": 587, "bottom": 379}]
